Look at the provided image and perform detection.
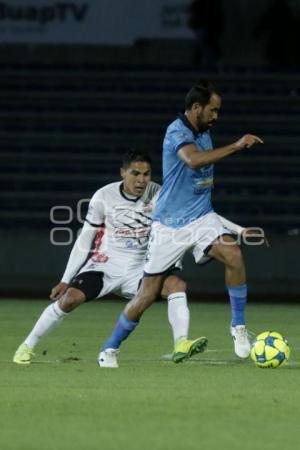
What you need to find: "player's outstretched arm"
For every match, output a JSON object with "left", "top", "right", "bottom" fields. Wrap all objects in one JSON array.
[
  {"left": 178, "top": 134, "right": 264, "bottom": 169},
  {"left": 49, "top": 221, "right": 98, "bottom": 300}
]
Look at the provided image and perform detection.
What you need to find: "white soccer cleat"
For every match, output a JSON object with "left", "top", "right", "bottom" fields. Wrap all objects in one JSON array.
[
  {"left": 13, "top": 343, "right": 35, "bottom": 364},
  {"left": 230, "top": 325, "right": 251, "bottom": 359},
  {"left": 98, "top": 348, "right": 119, "bottom": 368}
]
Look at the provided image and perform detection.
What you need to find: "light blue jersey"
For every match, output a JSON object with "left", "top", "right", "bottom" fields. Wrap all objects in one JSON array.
[{"left": 153, "top": 113, "right": 214, "bottom": 228}]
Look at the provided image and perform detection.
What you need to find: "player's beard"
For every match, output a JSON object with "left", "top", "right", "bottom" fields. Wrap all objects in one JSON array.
[
  {"left": 196, "top": 113, "right": 215, "bottom": 132},
  {"left": 195, "top": 111, "right": 208, "bottom": 132}
]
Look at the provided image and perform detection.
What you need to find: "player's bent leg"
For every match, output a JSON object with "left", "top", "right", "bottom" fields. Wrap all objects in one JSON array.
[
  {"left": 208, "top": 236, "right": 246, "bottom": 286},
  {"left": 208, "top": 237, "right": 250, "bottom": 358},
  {"left": 58, "top": 287, "right": 86, "bottom": 313},
  {"left": 13, "top": 288, "right": 86, "bottom": 364},
  {"left": 161, "top": 275, "right": 187, "bottom": 298},
  {"left": 99, "top": 276, "right": 164, "bottom": 367}
]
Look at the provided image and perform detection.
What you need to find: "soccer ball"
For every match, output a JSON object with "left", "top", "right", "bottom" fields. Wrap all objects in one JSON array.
[{"left": 250, "top": 331, "right": 290, "bottom": 368}]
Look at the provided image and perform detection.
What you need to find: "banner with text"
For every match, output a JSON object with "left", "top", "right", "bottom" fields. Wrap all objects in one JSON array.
[{"left": 0, "top": 0, "right": 193, "bottom": 44}]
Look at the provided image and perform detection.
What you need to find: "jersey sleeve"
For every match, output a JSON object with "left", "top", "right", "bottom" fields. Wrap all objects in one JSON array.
[
  {"left": 149, "top": 188, "right": 161, "bottom": 213},
  {"left": 169, "top": 128, "right": 195, "bottom": 153},
  {"left": 148, "top": 181, "right": 161, "bottom": 198},
  {"left": 61, "top": 221, "right": 98, "bottom": 283},
  {"left": 85, "top": 190, "right": 105, "bottom": 227},
  {"left": 147, "top": 182, "right": 161, "bottom": 211}
]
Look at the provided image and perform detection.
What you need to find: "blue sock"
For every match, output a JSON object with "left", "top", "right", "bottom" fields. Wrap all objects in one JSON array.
[
  {"left": 227, "top": 284, "right": 247, "bottom": 327},
  {"left": 102, "top": 312, "right": 139, "bottom": 351}
]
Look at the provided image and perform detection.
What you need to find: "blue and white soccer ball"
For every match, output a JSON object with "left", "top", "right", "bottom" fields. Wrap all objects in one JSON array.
[{"left": 250, "top": 331, "right": 290, "bottom": 368}]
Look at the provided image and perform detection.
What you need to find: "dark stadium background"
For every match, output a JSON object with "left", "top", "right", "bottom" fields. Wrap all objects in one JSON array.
[{"left": 1, "top": 0, "right": 299, "bottom": 300}]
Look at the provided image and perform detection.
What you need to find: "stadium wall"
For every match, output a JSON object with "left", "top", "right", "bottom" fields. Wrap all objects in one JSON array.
[{"left": 1, "top": 231, "right": 299, "bottom": 299}]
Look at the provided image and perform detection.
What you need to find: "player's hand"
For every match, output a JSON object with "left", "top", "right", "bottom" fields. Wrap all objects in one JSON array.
[
  {"left": 50, "top": 282, "right": 69, "bottom": 300},
  {"left": 234, "top": 134, "right": 264, "bottom": 151}
]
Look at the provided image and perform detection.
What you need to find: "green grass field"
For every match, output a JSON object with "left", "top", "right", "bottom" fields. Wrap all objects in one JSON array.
[{"left": 1, "top": 299, "right": 300, "bottom": 450}]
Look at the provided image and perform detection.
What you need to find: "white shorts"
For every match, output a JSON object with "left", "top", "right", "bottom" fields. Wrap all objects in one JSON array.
[
  {"left": 78, "top": 252, "right": 145, "bottom": 299},
  {"left": 144, "top": 212, "right": 230, "bottom": 275}
]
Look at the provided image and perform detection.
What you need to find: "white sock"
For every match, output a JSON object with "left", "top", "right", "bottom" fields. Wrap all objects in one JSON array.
[
  {"left": 24, "top": 301, "right": 68, "bottom": 349},
  {"left": 167, "top": 292, "right": 190, "bottom": 343}
]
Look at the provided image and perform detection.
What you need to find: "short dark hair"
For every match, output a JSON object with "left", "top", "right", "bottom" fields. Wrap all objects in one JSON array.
[
  {"left": 121, "top": 150, "right": 152, "bottom": 169},
  {"left": 185, "top": 79, "right": 219, "bottom": 110}
]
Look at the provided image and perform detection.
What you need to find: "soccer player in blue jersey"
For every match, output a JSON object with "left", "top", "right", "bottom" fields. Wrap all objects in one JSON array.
[{"left": 99, "top": 80, "right": 263, "bottom": 367}]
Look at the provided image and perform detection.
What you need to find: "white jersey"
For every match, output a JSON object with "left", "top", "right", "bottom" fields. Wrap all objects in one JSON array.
[
  {"left": 61, "top": 181, "right": 160, "bottom": 298},
  {"left": 86, "top": 181, "right": 160, "bottom": 259}
]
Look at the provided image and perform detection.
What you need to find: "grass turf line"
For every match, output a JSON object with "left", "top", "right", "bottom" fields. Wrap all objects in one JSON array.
[{"left": 1, "top": 299, "right": 300, "bottom": 450}]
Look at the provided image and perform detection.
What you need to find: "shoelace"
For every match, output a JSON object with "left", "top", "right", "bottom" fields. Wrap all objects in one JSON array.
[
  {"left": 235, "top": 327, "right": 250, "bottom": 344},
  {"left": 105, "top": 349, "right": 119, "bottom": 357}
]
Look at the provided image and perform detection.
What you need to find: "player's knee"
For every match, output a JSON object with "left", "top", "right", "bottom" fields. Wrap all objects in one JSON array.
[
  {"left": 224, "top": 245, "right": 243, "bottom": 269},
  {"left": 59, "top": 288, "right": 86, "bottom": 312},
  {"left": 162, "top": 275, "right": 186, "bottom": 296},
  {"left": 174, "top": 277, "right": 186, "bottom": 293}
]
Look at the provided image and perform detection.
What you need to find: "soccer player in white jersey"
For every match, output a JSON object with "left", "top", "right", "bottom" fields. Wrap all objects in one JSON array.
[
  {"left": 14, "top": 151, "right": 212, "bottom": 366},
  {"left": 100, "top": 80, "right": 264, "bottom": 366}
]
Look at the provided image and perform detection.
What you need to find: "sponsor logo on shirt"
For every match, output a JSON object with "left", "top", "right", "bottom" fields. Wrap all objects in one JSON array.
[
  {"left": 91, "top": 252, "right": 109, "bottom": 263},
  {"left": 115, "top": 227, "right": 150, "bottom": 238},
  {"left": 196, "top": 177, "right": 214, "bottom": 187}
]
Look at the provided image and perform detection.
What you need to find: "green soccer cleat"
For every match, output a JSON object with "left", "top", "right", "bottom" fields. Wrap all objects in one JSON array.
[
  {"left": 13, "top": 343, "right": 35, "bottom": 365},
  {"left": 172, "top": 336, "right": 208, "bottom": 363}
]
